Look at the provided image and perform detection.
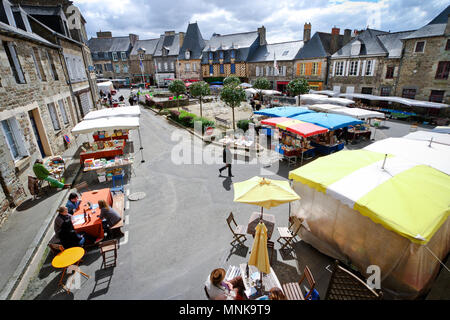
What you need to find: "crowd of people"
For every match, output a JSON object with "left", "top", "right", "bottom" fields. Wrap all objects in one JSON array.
[
  {"left": 52, "top": 192, "right": 123, "bottom": 250},
  {"left": 204, "top": 268, "right": 287, "bottom": 300}
]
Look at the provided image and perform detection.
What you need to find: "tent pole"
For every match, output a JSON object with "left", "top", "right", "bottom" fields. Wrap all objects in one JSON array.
[{"left": 138, "top": 128, "right": 145, "bottom": 163}]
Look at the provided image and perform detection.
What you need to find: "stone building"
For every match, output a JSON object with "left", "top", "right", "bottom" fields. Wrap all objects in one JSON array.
[
  {"left": 396, "top": 5, "right": 450, "bottom": 107},
  {"left": 88, "top": 31, "right": 138, "bottom": 86},
  {"left": 328, "top": 28, "right": 415, "bottom": 97},
  {"left": 247, "top": 40, "right": 303, "bottom": 93},
  {"left": 153, "top": 31, "right": 184, "bottom": 87},
  {"left": 177, "top": 22, "right": 206, "bottom": 82},
  {"left": 128, "top": 38, "right": 159, "bottom": 85},
  {"left": 0, "top": 0, "right": 81, "bottom": 218},
  {"left": 201, "top": 27, "right": 264, "bottom": 82},
  {"left": 294, "top": 24, "right": 350, "bottom": 91}
]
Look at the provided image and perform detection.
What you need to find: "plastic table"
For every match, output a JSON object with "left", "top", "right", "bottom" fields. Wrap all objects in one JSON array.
[{"left": 52, "top": 247, "right": 89, "bottom": 293}]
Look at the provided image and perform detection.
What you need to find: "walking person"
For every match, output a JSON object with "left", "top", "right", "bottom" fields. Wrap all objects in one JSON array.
[{"left": 219, "top": 144, "right": 233, "bottom": 177}]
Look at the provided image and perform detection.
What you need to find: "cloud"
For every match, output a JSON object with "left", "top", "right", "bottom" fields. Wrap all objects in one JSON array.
[{"left": 74, "top": 0, "right": 448, "bottom": 43}]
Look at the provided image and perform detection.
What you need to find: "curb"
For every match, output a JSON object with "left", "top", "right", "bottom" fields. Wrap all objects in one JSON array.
[{"left": 0, "top": 151, "right": 83, "bottom": 300}]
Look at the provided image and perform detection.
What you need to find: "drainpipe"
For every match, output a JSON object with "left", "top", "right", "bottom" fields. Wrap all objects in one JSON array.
[{"left": 55, "top": 35, "right": 82, "bottom": 123}]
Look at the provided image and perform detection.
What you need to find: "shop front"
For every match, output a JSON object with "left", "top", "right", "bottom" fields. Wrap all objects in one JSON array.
[{"left": 276, "top": 81, "right": 289, "bottom": 94}]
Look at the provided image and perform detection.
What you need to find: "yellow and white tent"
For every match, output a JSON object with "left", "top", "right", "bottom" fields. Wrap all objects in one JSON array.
[{"left": 289, "top": 148, "right": 450, "bottom": 299}]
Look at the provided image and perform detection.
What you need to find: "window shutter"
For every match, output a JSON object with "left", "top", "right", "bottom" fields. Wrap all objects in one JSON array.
[
  {"left": 331, "top": 61, "right": 336, "bottom": 77},
  {"left": 256, "top": 66, "right": 259, "bottom": 76},
  {"left": 356, "top": 60, "right": 360, "bottom": 76},
  {"left": 282, "top": 66, "right": 286, "bottom": 76},
  {"left": 361, "top": 60, "right": 366, "bottom": 77},
  {"left": 296, "top": 63, "right": 300, "bottom": 76},
  {"left": 345, "top": 61, "right": 349, "bottom": 76},
  {"left": 371, "top": 59, "right": 376, "bottom": 76},
  {"left": 266, "top": 66, "right": 269, "bottom": 76},
  {"left": 317, "top": 62, "right": 322, "bottom": 76}
]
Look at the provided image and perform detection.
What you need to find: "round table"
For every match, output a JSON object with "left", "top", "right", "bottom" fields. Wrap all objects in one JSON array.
[{"left": 52, "top": 247, "right": 88, "bottom": 293}]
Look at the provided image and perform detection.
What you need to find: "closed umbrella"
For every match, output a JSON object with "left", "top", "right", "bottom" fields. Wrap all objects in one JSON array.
[{"left": 248, "top": 221, "right": 270, "bottom": 292}]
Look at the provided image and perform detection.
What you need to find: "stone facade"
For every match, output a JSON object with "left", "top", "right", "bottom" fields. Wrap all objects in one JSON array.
[
  {"left": 178, "top": 59, "right": 202, "bottom": 81},
  {"left": 248, "top": 61, "right": 295, "bottom": 92},
  {"left": 396, "top": 36, "right": 450, "bottom": 106},
  {"left": 128, "top": 49, "right": 156, "bottom": 84},
  {"left": 294, "top": 58, "right": 328, "bottom": 91}
]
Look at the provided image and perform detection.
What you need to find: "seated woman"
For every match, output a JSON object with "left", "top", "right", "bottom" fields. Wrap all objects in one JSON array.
[
  {"left": 204, "top": 268, "right": 235, "bottom": 300},
  {"left": 229, "top": 276, "right": 246, "bottom": 300},
  {"left": 98, "top": 200, "right": 122, "bottom": 237},
  {"left": 33, "top": 159, "right": 70, "bottom": 189},
  {"left": 257, "top": 287, "right": 287, "bottom": 300}
]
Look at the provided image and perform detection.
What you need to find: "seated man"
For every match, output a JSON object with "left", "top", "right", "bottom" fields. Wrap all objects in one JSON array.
[
  {"left": 98, "top": 200, "right": 123, "bottom": 237},
  {"left": 66, "top": 193, "right": 81, "bottom": 215},
  {"left": 55, "top": 206, "right": 85, "bottom": 248},
  {"left": 33, "top": 159, "right": 70, "bottom": 189}
]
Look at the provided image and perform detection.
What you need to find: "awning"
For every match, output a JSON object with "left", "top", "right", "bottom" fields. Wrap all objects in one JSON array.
[
  {"left": 291, "top": 112, "right": 363, "bottom": 130},
  {"left": 83, "top": 106, "right": 141, "bottom": 120},
  {"left": 261, "top": 117, "right": 328, "bottom": 138},
  {"left": 300, "top": 94, "right": 355, "bottom": 106},
  {"left": 329, "top": 107, "right": 385, "bottom": 119},
  {"left": 254, "top": 106, "right": 315, "bottom": 118},
  {"left": 403, "top": 131, "right": 450, "bottom": 146},
  {"left": 339, "top": 93, "right": 449, "bottom": 109},
  {"left": 72, "top": 116, "right": 140, "bottom": 134},
  {"left": 307, "top": 104, "right": 343, "bottom": 112},
  {"left": 432, "top": 126, "right": 450, "bottom": 134}
]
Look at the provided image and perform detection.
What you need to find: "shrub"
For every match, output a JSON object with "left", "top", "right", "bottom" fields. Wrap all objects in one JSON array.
[
  {"left": 237, "top": 119, "right": 250, "bottom": 132},
  {"left": 196, "top": 117, "right": 215, "bottom": 133},
  {"left": 179, "top": 115, "right": 194, "bottom": 127},
  {"left": 160, "top": 108, "right": 170, "bottom": 116},
  {"left": 169, "top": 110, "right": 180, "bottom": 120}
]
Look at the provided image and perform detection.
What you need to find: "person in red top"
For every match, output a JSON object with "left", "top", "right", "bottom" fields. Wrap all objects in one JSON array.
[{"left": 229, "top": 276, "right": 246, "bottom": 300}]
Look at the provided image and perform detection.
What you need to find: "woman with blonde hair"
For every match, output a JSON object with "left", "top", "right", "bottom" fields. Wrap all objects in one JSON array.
[{"left": 98, "top": 199, "right": 122, "bottom": 238}]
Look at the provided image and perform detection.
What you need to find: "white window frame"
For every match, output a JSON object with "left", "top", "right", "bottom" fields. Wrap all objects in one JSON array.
[
  {"left": 335, "top": 61, "right": 344, "bottom": 76},
  {"left": 47, "top": 102, "right": 61, "bottom": 131},
  {"left": 139, "top": 53, "right": 144, "bottom": 60},
  {"left": 185, "top": 63, "right": 190, "bottom": 72},
  {"left": 58, "top": 99, "right": 69, "bottom": 125},
  {"left": 193, "top": 63, "right": 197, "bottom": 72},
  {"left": 158, "top": 62, "right": 162, "bottom": 71},
  {"left": 164, "top": 62, "right": 168, "bottom": 71},
  {"left": 46, "top": 50, "right": 58, "bottom": 80},
  {"left": 170, "top": 62, "right": 174, "bottom": 71},
  {"left": 312, "top": 62, "right": 319, "bottom": 75},
  {"left": 349, "top": 60, "right": 359, "bottom": 76},
  {"left": 112, "top": 52, "right": 118, "bottom": 61},
  {"left": 414, "top": 40, "right": 426, "bottom": 53},
  {"left": 1, "top": 118, "right": 28, "bottom": 161},
  {"left": 365, "top": 60, "right": 372, "bottom": 76},
  {"left": 256, "top": 66, "right": 260, "bottom": 76},
  {"left": 185, "top": 51, "right": 190, "bottom": 60},
  {"left": 121, "top": 52, "right": 127, "bottom": 61},
  {"left": 115, "top": 64, "right": 120, "bottom": 73}
]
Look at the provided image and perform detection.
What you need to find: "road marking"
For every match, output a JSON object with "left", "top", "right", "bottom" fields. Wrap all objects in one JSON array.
[
  {"left": 120, "top": 231, "right": 129, "bottom": 245},
  {"left": 125, "top": 200, "right": 130, "bottom": 210},
  {"left": 126, "top": 188, "right": 130, "bottom": 196},
  {"left": 125, "top": 215, "right": 129, "bottom": 225}
]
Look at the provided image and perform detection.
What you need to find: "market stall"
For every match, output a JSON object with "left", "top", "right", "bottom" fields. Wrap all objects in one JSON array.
[
  {"left": 254, "top": 106, "right": 315, "bottom": 118},
  {"left": 261, "top": 117, "right": 328, "bottom": 165},
  {"left": 403, "top": 130, "right": 450, "bottom": 146},
  {"left": 290, "top": 113, "right": 363, "bottom": 155},
  {"left": 288, "top": 148, "right": 450, "bottom": 299},
  {"left": 306, "top": 104, "right": 343, "bottom": 113},
  {"left": 44, "top": 155, "right": 65, "bottom": 181},
  {"left": 79, "top": 139, "right": 126, "bottom": 165},
  {"left": 93, "top": 129, "right": 129, "bottom": 142},
  {"left": 328, "top": 107, "right": 385, "bottom": 121},
  {"left": 299, "top": 94, "right": 355, "bottom": 107},
  {"left": 97, "top": 81, "right": 115, "bottom": 95},
  {"left": 83, "top": 156, "right": 134, "bottom": 183}
]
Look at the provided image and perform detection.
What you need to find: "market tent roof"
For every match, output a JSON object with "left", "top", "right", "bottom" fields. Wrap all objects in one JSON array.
[
  {"left": 329, "top": 107, "right": 385, "bottom": 119},
  {"left": 291, "top": 112, "right": 363, "bottom": 130},
  {"left": 432, "top": 126, "right": 450, "bottom": 134},
  {"left": 83, "top": 106, "right": 141, "bottom": 120},
  {"left": 72, "top": 116, "right": 140, "bottom": 134},
  {"left": 300, "top": 94, "right": 355, "bottom": 106},
  {"left": 363, "top": 138, "right": 450, "bottom": 175},
  {"left": 338, "top": 93, "right": 449, "bottom": 109},
  {"left": 254, "top": 106, "right": 314, "bottom": 118},
  {"left": 307, "top": 104, "right": 344, "bottom": 112},
  {"left": 403, "top": 131, "right": 450, "bottom": 146},
  {"left": 245, "top": 88, "right": 258, "bottom": 94},
  {"left": 97, "top": 81, "right": 113, "bottom": 88},
  {"left": 309, "top": 90, "right": 339, "bottom": 97},
  {"left": 261, "top": 117, "right": 329, "bottom": 138},
  {"left": 288, "top": 149, "right": 450, "bottom": 244},
  {"left": 261, "top": 90, "right": 282, "bottom": 95}
]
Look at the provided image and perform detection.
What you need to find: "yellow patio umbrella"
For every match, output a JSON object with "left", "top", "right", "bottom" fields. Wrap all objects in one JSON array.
[
  {"left": 248, "top": 221, "right": 271, "bottom": 274},
  {"left": 233, "top": 176, "right": 301, "bottom": 219}
]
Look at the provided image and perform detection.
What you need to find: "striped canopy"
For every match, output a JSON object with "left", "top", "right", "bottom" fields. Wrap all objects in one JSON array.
[
  {"left": 261, "top": 117, "right": 328, "bottom": 138},
  {"left": 291, "top": 112, "right": 363, "bottom": 130},
  {"left": 289, "top": 150, "right": 450, "bottom": 244}
]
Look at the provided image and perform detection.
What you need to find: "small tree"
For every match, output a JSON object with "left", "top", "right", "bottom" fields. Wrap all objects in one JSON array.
[
  {"left": 253, "top": 77, "right": 271, "bottom": 106},
  {"left": 287, "top": 78, "right": 309, "bottom": 105},
  {"left": 220, "top": 85, "right": 246, "bottom": 130},
  {"left": 190, "top": 81, "right": 210, "bottom": 118},
  {"left": 168, "top": 79, "right": 186, "bottom": 110},
  {"left": 223, "top": 75, "right": 241, "bottom": 88}
]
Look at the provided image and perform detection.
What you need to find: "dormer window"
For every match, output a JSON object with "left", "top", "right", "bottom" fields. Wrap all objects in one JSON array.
[
  {"left": 0, "top": 1, "right": 16, "bottom": 27},
  {"left": 219, "top": 51, "right": 224, "bottom": 59},
  {"left": 185, "top": 50, "right": 190, "bottom": 60},
  {"left": 350, "top": 40, "right": 362, "bottom": 56}
]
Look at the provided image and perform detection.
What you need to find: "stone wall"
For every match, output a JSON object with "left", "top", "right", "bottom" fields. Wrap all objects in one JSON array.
[
  {"left": 129, "top": 54, "right": 155, "bottom": 83},
  {"left": 178, "top": 59, "right": 202, "bottom": 81},
  {"left": 248, "top": 61, "right": 294, "bottom": 83}
]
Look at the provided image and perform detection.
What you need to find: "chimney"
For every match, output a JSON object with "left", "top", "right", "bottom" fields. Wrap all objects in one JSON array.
[
  {"left": 258, "top": 26, "right": 266, "bottom": 46},
  {"left": 303, "top": 22, "right": 311, "bottom": 42},
  {"left": 165, "top": 31, "right": 176, "bottom": 36},
  {"left": 445, "top": 14, "right": 450, "bottom": 35},
  {"left": 129, "top": 33, "right": 138, "bottom": 46},
  {"left": 97, "top": 31, "right": 112, "bottom": 38},
  {"left": 344, "top": 29, "right": 351, "bottom": 45},
  {"left": 179, "top": 32, "right": 185, "bottom": 48},
  {"left": 330, "top": 27, "right": 340, "bottom": 54}
]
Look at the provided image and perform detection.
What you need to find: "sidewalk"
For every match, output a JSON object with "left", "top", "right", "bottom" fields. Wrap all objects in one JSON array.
[{"left": 0, "top": 135, "right": 85, "bottom": 300}]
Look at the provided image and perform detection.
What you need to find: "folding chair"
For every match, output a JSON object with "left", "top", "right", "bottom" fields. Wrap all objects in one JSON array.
[
  {"left": 226, "top": 212, "right": 247, "bottom": 247},
  {"left": 99, "top": 239, "right": 118, "bottom": 268},
  {"left": 282, "top": 266, "right": 316, "bottom": 300},
  {"left": 277, "top": 216, "right": 302, "bottom": 250}
]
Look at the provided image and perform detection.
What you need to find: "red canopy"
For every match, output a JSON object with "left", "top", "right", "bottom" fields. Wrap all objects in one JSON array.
[
  {"left": 285, "top": 122, "right": 328, "bottom": 138},
  {"left": 261, "top": 117, "right": 291, "bottom": 126}
]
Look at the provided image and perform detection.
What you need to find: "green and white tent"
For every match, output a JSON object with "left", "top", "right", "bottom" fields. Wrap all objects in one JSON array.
[{"left": 289, "top": 145, "right": 450, "bottom": 299}]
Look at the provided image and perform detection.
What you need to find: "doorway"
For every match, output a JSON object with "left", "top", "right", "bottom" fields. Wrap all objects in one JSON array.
[{"left": 28, "top": 109, "right": 49, "bottom": 157}]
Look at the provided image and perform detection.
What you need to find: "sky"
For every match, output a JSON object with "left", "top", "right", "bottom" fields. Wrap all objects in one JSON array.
[{"left": 75, "top": 0, "right": 449, "bottom": 43}]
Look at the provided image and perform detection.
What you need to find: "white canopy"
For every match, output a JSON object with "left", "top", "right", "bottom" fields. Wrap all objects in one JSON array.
[
  {"left": 261, "top": 89, "right": 282, "bottom": 96},
  {"left": 432, "top": 126, "right": 450, "bottom": 134},
  {"left": 309, "top": 90, "right": 339, "bottom": 97},
  {"left": 97, "top": 81, "right": 114, "bottom": 93},
  {"left": 364, "top": 138, "right": 450, "bottom": 175},
  {"left": 300, "top": 94, "right": 354, "bottom": 106},
  {"left": 403, "top": 131, "right": 450, "bottom": 146},
  {"left": 307, "top": 104, "right": 344, "bottom": 112},
  {"left": 245, "top": 88, "right": 258, "bottom": 94},
  {"left": 329, "top": 107, "right": 385, "bottom": 119},
  {"left": 72, "top": 116, "right": 140, "bottom": 134},
  {"left": 339, "top": 93, "right": 449, "bottom": 109},
  {"left": 239, "top": 83, "right": 253, "bottom": 88},
  {"left": 83, "top": 106, "right": 141, "bottom": 120}
]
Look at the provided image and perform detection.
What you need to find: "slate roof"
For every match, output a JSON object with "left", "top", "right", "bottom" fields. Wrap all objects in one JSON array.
[
  {"left": 87, "top": 36, "right": 131, "bottom": 53},
  {"left": 204, "top": 31, "right": 258, "bottom": 52},
  {"left": 0, "top": 20, "right": 58, "bottom": 48},
  {"left": 153, "top": 32, "right": 181, "bottom": 57},
  {"left": 130, "top": 38, "right": 159, "bottom": 55},
  {"left": 178, "top": 22, "right": 205, "bottom": 60},
  {"left": 248, "top": 40, "right": 303, "bottom": 62},
  {"left": 402, "top": 5, "right": 450, "bottom": 40},
  {"left": 377, "top": 31, "right": 415, "bottom": 58},
  {"left": 331, "top": 29, "right": 390, "bottom": 58},
  {"left": 295, "top": 32, "right": 344, "bottom": 59}
]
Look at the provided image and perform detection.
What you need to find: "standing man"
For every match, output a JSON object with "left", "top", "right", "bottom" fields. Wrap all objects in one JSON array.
[{"left": 219, "top": 144, "right": 234, "bottom": 177}]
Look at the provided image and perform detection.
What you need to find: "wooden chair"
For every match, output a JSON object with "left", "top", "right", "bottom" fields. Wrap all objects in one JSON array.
[
  {"left": 267, "top": 240, "right": 275, "bottom": 264},
  {"left": 226, "top": 212, "right": 247, "bottom": 247},
  {"left": 324, "top": 260, "right": 383, "bottom": 300},
  {"left": 99, "top": 239, "right": 118, "bottom": 268},
  {"left": 74, "top": 181, "right": 89, "bottom": 193},
  {"left": 282, "top": 266, "right": 316, "bottom": 300},
  {"left": 277, "top": 216, "right": 302, "bottom": 250}
]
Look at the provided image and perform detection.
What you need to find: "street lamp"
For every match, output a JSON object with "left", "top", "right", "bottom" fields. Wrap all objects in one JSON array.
[{"left": 137, "top": 47, "right": 146, "bottom": 86}]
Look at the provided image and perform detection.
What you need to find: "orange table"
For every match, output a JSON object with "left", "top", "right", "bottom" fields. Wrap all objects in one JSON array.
[
  {"left": 52, "top": 247, "right": 89, "bottom": 293},
  {"left": 73, "top": 188, "right": 113, "bottom": 241}
]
